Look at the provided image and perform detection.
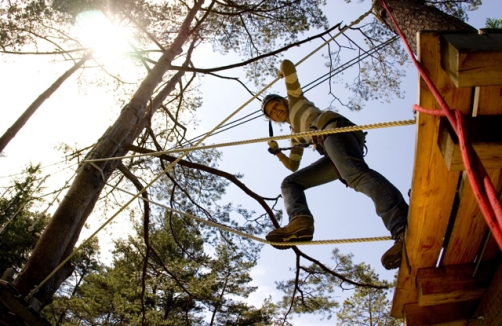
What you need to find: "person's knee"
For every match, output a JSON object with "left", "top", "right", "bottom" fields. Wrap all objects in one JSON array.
[
  {"left": 281, "top": 176, "right": 294, "bottom": 190},
  {"left": 339, "top": 163, "right": 370, "bottom": 186},
  {"left": 281, "top": 175, "right": 304, "bottom": 191}
]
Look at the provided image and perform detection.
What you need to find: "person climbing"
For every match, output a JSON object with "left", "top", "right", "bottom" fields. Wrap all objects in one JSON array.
[{"left": 262, "top": 59, "right": 408, "bottom": 270}]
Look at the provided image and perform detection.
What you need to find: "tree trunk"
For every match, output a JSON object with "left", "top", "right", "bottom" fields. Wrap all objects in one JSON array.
[
  {"left": 14, "top": 0, "right": 204, "bottom": 306},
  {"left": 0, "top": 52, "right": 93, "bottom": 153},
  {"left": 375, "top": 0, "right": 475, "bottom": 54}
]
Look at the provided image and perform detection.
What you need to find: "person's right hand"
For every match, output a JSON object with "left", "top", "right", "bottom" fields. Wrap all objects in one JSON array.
[{"left": 267, "top": 141, "right": 281, "bottom": 155}]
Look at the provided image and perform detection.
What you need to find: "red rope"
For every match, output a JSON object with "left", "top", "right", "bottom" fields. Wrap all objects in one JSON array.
[
  {"left": 412, "top": 104, "right": 446, "bottom": 116},
  {"left": 380, "top": 0, "right": 502, "bottom": 248}
]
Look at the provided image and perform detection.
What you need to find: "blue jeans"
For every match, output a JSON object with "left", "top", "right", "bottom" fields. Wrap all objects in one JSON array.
[{"left": 281, "top": 120, "right": 408, "bottom": 236}]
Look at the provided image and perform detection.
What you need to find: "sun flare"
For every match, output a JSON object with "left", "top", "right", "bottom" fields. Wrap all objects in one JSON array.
[{"left": 75, "top": 10, "right": 131, "bottom": 59}]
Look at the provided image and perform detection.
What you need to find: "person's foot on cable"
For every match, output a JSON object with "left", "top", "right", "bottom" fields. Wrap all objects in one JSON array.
[{"left": 266, "top": 216, "right": 314, "bottom": 250}]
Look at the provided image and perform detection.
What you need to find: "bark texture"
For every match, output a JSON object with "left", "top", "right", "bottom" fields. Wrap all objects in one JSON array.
[{"left": 376, "top": 0, "right": 475, "bottom": 54}]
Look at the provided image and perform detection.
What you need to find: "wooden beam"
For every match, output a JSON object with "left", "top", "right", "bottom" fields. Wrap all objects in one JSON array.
[
  {"left": 417, "top": 262, "right": 495, "bottom": 306},
  {"left": 0, "top": 281, "right": 51, "bottom": 326},
  {"left": 441, "top": 33, "right": 502, "bottom": 87},
  {"left": 404, "top": 301, "right": 477, "bottom": 326},
  {"left": 466, "top": 261, "right": 502, "bottom": 326},
  {"left": 437, "top": 116, "right": 502, "bottom": 171},
  {"left": 392, "top": 31, "right": 472, "bottom": 318}
]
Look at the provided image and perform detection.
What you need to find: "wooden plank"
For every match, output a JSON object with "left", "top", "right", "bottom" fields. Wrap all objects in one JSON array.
[
  {"left": 404, "top": 301, "right": 477, "bottom": 326},
  {"left": 0, "top": 281, "right": 51, "bottom": 326},
  {"left": 437, "top": 117, "right": 502, "bottom": 171},
  {"left": 466, "top": 261, "right": 502, "bottom": 326},
  {"left": 392, "top": 31, "right": 473, "bottom": 318},
  {"left": 441, "top": 170, "right": 502, "bottom": 265},
  {"left": 473, "top": 86, "right": 502, "bottom": 116},
  {"left": 441, "top": 33, "right": 502, "bottom": 87},
  {"left": 441, "top": 85, "right": 502, "bottom": 265},
  {"left": 439, "top": 142, "right": 502, "bottom": 171},
  {"left": 417, "top": 262, "right": 495, "bottom": 306}
]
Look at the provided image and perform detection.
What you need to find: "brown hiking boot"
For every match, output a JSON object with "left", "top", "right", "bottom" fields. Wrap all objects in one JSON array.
[
  {"left": 381, "top": 229, "right": 405, "bottom": 270},
  {"left": 266, "top": 216, "right": 314, "bottom": 250}
]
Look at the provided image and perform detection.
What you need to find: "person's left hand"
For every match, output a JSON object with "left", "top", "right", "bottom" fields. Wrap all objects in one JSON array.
[{"left": 267, "top": 141, "right": 281, "bottom": 155}]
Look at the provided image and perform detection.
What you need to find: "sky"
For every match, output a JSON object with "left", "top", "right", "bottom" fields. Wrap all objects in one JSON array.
[{"left": 0, "top": 1, "right": 500, "bottom": 324}]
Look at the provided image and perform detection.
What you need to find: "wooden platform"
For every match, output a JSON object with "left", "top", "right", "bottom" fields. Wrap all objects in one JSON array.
[
  {"left": 0, "top": 280, "right": 51, "bottom": 326},
  {"left": 391, "top": 31, "right": 502, "bottom": 325}
]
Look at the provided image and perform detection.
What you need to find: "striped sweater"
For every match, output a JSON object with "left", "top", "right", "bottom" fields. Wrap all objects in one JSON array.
[{"left": 277, "top": 60, "right": 342, "bottom": 171}]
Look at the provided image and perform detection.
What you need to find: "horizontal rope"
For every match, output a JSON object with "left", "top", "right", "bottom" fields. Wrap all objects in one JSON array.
[
  {"left": 111, "top": 184, "right": 392, "bottom": 246},
  {"left": 24, "top": 6, "right": 384, "bottom": 301},
  {"left": 85, "top": 118, "right": 416, "bottom": 163}
]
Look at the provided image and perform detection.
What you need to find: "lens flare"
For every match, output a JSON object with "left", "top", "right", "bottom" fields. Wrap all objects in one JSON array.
[{"left": 75, "top": 10, "right": 130, "bottom": 59}]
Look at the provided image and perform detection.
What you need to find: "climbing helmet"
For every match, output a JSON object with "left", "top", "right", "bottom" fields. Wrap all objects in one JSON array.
[{"left": 261, "top": 94, "right": 285, "bottom": 118}]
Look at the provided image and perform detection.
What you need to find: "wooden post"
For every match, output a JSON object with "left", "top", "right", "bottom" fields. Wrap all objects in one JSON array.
[{"left": 441, "top": 32, "right": 502, "bottom": 88}]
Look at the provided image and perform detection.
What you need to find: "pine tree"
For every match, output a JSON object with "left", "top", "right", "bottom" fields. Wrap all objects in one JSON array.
[
  {"left": 42, "top": 211, "right": 275, "bottom": 325},
  {"left": 486, "top": 18, "right": 502, "bottom": 28},
  {"left": 42, "top": 238, "right": 102, "bottom": 325},
  {"left": 0, "top": 164, "right": 49, "bottom": 275},
  {"left": 272, "top": 248, "right": 398, "bottom": 324}
]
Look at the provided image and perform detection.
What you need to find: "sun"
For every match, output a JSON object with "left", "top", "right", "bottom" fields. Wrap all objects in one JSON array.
[{"left": 75, "top": 10, "right": 131, "bottom": 59}]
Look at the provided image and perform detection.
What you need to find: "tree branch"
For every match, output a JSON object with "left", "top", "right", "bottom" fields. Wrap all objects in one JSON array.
[
  {"left": 170, "top": 22, "right": 342, "bottom": 73},
  {"left": 116, "top": 162, "right": 151, "bottom": 324},
  {"left": 124, "top": 145, "right": 279, "bottom": 228},
  {"left": 0, "top": 51, "right": 93, "bottom": 153},
  {"left": 294, "top": 249, "right": 388, "bottom": 289}
]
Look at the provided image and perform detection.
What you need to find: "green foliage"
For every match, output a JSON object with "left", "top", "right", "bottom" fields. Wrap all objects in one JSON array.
[
  {"left": 43, "top": 212, "right": 275, "bottom": 325},
  {"left": 0, "top": 164, "right": 49, "bottom": 274},
  {"left": 340, "top": 35, "right": 407, "bottom": 111},
  {"left": 486, "top": 18, "right": 502, "bottom": 28},
  {"left": 42, "top": 238, "right": 102, "bottom": 325},
  {"left": 198, "top": 0, "right": 329, "bottom": 85},
  {"left": 0, "top": 0, "right": 63, "bottom": 51}
]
